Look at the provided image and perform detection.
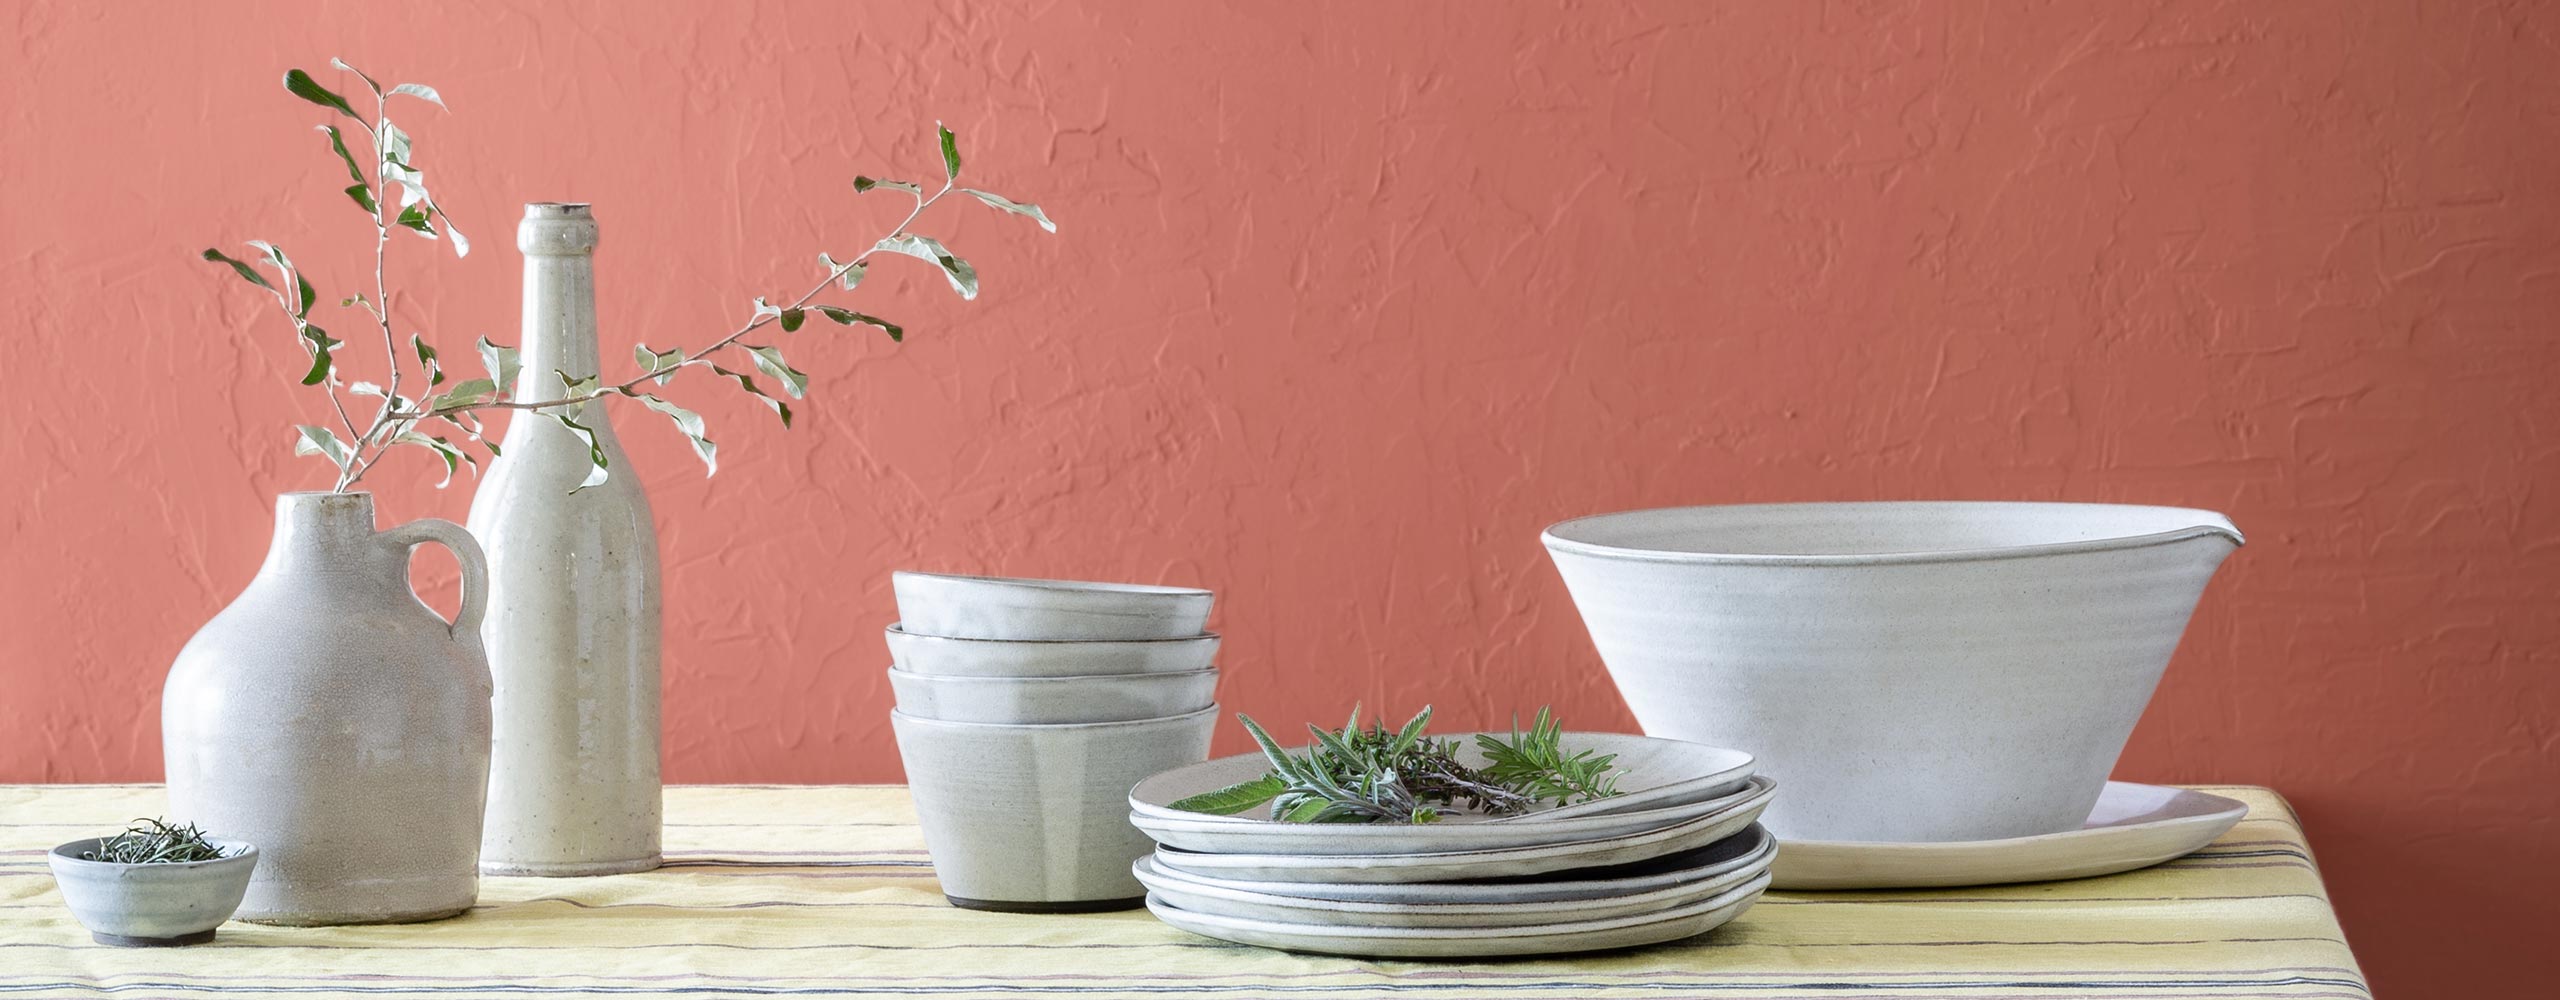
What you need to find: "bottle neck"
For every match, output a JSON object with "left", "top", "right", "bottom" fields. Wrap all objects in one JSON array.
[
  {"left": 259, "top": 492, "right": 386, "bottom": 577},
  {"left": 517, "top": 203, "right": 603, "bottom": 414}
]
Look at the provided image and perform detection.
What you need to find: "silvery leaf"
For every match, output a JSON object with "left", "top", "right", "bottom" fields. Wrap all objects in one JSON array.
[
  {"left": 873, "top": 234, "right": 978, "bottom": 300},
  {"left": 625, "top": 391, "right": 718, "bottom": 475},
  {"left": 547, "top": 412, "right": 613, "bottom": 492},
  {"left": 424, "top": 378, "right": 496, "bottom": 413},
  {"left": 633, "top": 344, "right": 685, "bottom": 385},
  {"left": 960, "top": 188, "right": 1057, "bottom": 233},
  {"left": 819, "top": 253, "right": 867, "bottom": 291},
  {"left": 349, "top": 381, "right": 386, "bottom": 397},
  {"left": 413, "top": 334, "right": 443, "bottom": 386},
  {"left": 751, "top": 297, "right": 783, "bottom": 320},
  {"left": 552, "top": 369, "right": 599, "bottom": 399},
  {"left": 744, "top": 344, "right": 809, "bottom": 398},
  {"left": 477, "top": 336, "right": 520, "bottom": 395},
  {"left": 377, "top": 121, "right": 413, "bottom": 170},
  {"left": 709, "top": 365, "right": 792, "bottom": 428},
  {"left": 388, "top": 83, "right": 446, "bottom": 109},
  {"left": 294, "top": 425, "right": 351, "bottom": 469},
  {"left": 393, "top": 431, "right": 462, "bottom": 488},
  {"left": 328, "top": 58, "right": 381, "bottom": 97},
  {"left": 815, "top": 306, "right": 901, "bottom": 342},
  {"left": 438, "top": 207, "right": 469, "bottom": 257}
]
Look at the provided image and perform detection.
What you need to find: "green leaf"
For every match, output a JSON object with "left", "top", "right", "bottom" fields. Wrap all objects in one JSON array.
[
  {"left": 710, "top": 365, "right": 792, "bottom": 428},
  {"left": 624, "top": 391, "right": 718, "bottom": 475},
  {"left": 437, "top": 207, "right": 470, "bottom": 257},
  {"left": 960, "top": 188, "right": 1057, "bottom": 233},
  {"left": 873, "top": 234, "right": 979, "bottom": 300},
  {"left": 393, "top": 430, "right": 463, "bottom": 488},
  {"left": 1276, "top": 798, "right": 1332, "bottom": 823},
  {"left": 552, "top": 369, "right": 599, "bottom": 399},
  {"left": 388, "top": 83, "right": 446, "bottom": 108},
  {"left": 343, "top": 183, "right": 378, "bottom": 213},
  {"left": 201, "top": 248, "right": 275, "bottom": 291},
  {"left": 283, "top": 69, "right": 360, "bottom": 121},
  {"left": 1391, "top": 705, "right": 1433, "bottom": 756},
  {"left": 293, "top": 425, "right": 351, "bottom": 469},
  {"left": 937, "top": 122, "right": 961, "bottom": 179},
  {"left": 819, "top": 253, "right": 867, "bottom": 291},
  {"left": 413, "top": 334, "right": 443, "bottom": 385},
  {"left": 298, "top": 324, "right": 340, "bottom": 385},
  {"left": 245, "top": 240, "right": 316, "bottom": 317},
  {"left": 779, "top": 308, "right": 805, "bottom": 333},
  {"left": 477, "top": 336, "right": 521, "bottom": 395},
  {"left": 634, "top": 344, "right": 685, "bottom": 385},
  {"left": 1167, "top": 774, "right": 1286, "bottom": 816},
  {"left": 853, "top": 176, "right": 921, "bottom": 196},
  {"left": 395, "top": 203, "right": 435, "bottom": 237},
  {"left": 815, "top": 306, "right": 901, "bottom": 342},
  {"left": 318, "top": 124, "right": 373, "bottom": 214},
  {"left": 377, "top": 121, "right": 413, "bottom": 172},
  {"left": 548, "top": 412, "right": 612, "bottom": 492},
  {"left": 744, "top": 344, "right": 809, "bottom": 398},
  {"left": 423, "top": 378, "right": 496, "bottom": 413},
  {"left": 328, "top": 57, "right": 382, "bottom": 97}
]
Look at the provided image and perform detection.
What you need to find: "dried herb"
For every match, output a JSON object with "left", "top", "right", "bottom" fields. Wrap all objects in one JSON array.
[
  {"left": 1167, "top": 705, "right": 1622, "bottom": 824},
  {"left": 80, "top": 818, "right": 233, "bottom": 864}
]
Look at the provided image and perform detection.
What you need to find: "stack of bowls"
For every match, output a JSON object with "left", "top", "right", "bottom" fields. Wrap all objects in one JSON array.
[
  {"left": 887, "top": 571, "right": 1221, "bottom": 913},
  {"left": 1125, "top": 734, "right": 1776, "bottom": 957}
]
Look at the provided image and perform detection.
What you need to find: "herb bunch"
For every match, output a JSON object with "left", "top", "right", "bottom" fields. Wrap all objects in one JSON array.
[
  {"left": 205, "top": 59, "right": 1056, "bottom": 493},
  {"left": 79, "top": 818, "right": 234, "bottom": 865},
  {"left": 1167, "top": 706, "right": 1624, "bottom": 825}
]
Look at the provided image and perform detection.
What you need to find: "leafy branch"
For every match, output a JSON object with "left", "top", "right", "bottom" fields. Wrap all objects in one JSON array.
[
  {"left": 1166, "top": 706, "right": 1617, "bottom": 825},
  {"left": 205, "top": 59, "right": 1057, "bottom": 493}
]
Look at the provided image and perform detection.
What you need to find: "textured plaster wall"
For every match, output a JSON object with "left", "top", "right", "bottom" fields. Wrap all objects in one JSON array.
[{"left": 2, "top": 0, "right": 2554, "bottom": 990}]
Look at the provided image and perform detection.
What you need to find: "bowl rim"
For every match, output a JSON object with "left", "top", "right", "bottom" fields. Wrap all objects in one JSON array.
[
  {"left": 1542, "top": 500, "right": 2243, "bottom": 567},
  {"left": 48, "top": 836, "right": 259, "bottom": 871},
  {"left": 892, "top": 570, "right": 1213, "bottom": 598},
  {"left": 885, "top": 623, "right": 1221, "bottom": 645},
  {"left": 887, "top": 665, "right": 1219, "bottom": 686},
  {"left": 889, "top": 703, "right": 1220, "bottom": 732}
]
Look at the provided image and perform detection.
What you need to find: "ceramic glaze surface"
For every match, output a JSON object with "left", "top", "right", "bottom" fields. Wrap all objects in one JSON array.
[
  {"left": 885, "top": 626, "right": 1221, "bottom": 678},
  {"left": 1769, "top": 781, "right": 2249, "bottom": 890},
  {"left": 467, "top": 204, "right": 665, "bottom": 877},
  {"left": 893, "top": 572, "right": 1213, "bottom": 641},
  {"left": 892, "top": 707, "right": 1216, "bottom": 906},
  {"left": 1137, "top": 825, "right": 1774, "bottom": 907},
  {"left": 161, "top": 493, "right": 491, "bottom": 925},
  {"left": 1143, "top": 872, "right": 1771, "bottom": 959},
  {"left": 1544, "top": 502, "right": 2241, "bottom": 843},
  {"left": 887, "top": 666, "right": 1217, "bottom": 724},
  {"left": 46, "top": 838, "right": 258, "bottom": 944},
  {"left": 1131, "top": 834, "right": 1772, "bottom": 928}
]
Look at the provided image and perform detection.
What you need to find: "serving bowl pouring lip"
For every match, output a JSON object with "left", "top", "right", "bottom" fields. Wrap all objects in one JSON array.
[{"left": 1541, "top": 501, "right": 2243, "bottom": 568}]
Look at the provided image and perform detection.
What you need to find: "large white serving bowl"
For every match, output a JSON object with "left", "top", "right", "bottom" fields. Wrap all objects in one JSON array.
[
  {"left": 892, "top": 572, "right": 1213, "bottom": 641},
  {"left": 1542, "top": 501, "right": 2242, "bottom": 843},
  {"left": 892, "top": 707, "right": 1217, "bottom": 912},
  {"left": 885, "top": 625, "right": 1220, "bottom": 678},
  {"left": 888, "top": 666, "right": 1219, "bottom": 725}
]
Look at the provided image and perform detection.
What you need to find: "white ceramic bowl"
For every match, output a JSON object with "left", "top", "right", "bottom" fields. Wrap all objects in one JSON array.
[
  {"left": 47, "top": 837, "right": 259, "bottom": 946},
  {"left": 889, "top": 666, "right": 1219, "bottom": 725},
  {"left": 1543, "top": 501, "right": 2242, "bottom": 843},
  {"left": 892, "top": 572, "right": 1214, "bottom": 641},
  {"left": 892, "top": 706, "right": 1217, "bottom": 912},
  {"left": 885, "top": 625, "right": 1220, "bottom": 678}
]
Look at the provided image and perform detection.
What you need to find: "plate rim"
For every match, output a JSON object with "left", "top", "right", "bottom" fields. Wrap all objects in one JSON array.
[{"left": 1768, "top": 781, "right": 2250, "bottom": 890}]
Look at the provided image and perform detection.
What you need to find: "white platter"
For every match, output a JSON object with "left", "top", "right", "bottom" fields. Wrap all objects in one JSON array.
[
  {"left": 1150, "top": 779, "right": 1773, "bottom": 884},
  {"left": 1144, "top": 872, "right": 1771, "bottom": 958},
  {"left": 1142, "top": 824, "right": 1771, "bottom": 907},
  {"left": 1131, "top": 831, "right": 1771, "bottom": 928},
  {"left": 1131, "top": 775, "right": 1771, "bottom": 856},
  {"left": 1770, "top": 782, "right": 2248, "bottom": 890},
  {"left": 1128, "top": 732, "right": 1754, "bottom": 828}
]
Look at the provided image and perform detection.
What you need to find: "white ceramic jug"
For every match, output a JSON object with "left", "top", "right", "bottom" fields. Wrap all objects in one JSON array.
[
  {"left": 1543, "top": 501, "right": 2242, "bottom": 843},
  {"left": 467, "top": 202, "right": 665, "bottom": 876},
  {"left": 162, "top": 491, "right": 491, "bottom": 925}
]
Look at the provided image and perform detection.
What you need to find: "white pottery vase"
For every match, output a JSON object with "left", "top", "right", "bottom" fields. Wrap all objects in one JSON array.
[
  {"left": 1541, "top": 501, "right": 2243, "bottom": 844},
  {"left": 162, "top": 492, "right": 491, "bottom": 925},
  {"left": 466, "top": 202, "right": 665, "bottom": 876}
]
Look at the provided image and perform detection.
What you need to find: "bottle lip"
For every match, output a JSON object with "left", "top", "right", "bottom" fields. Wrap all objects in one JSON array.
[{"left": 525, "top": 202, "right": 593, "bottom": 218}]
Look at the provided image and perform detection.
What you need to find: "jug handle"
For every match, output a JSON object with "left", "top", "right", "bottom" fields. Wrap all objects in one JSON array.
[{"left": 379, "top": 518, "right": 489, "bottom": 641}]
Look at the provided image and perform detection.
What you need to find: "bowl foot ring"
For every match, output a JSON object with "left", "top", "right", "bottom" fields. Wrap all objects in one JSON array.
[{"left": 92, "top": 929, "right": 216, "bottom": 947}]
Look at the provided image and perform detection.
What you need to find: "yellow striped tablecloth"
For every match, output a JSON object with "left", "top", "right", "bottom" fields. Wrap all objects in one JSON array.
[{"left": 0, "top": 784, "right": 2366, "bottom": 998}]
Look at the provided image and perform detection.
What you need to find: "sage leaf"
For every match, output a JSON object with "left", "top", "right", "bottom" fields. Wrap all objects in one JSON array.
[
  {"left": 779, "top": 308, "right": 805, "bottom": 333},
  {"left": 960, "top": 188, "right": 1057, "bottom": 233},
  {"left": 937, "top": 122, "right": 960, "bottom": 179},
  {"left": 744, "top": 344, "right": 809, "bottom": 398},
  {"left": 854, "top": 176, "right": 922, "bottom": 196},
  {"left": 283, "top": 69, "right": 360, "bottom": 120},
  {"left": 548, "top": 411, "right": 612, "bottom": 492},
  {"left": 477, "top": 336, "right": 521, "bottom": 395},
  {"left": 328, "top": 57, "right": 381, "bottom": 97},
  {"left": 388, "top": 83, "right": 446, "bottom": 109},
  {"left": 819, "top": 253, "right": 866, "bottom": 290},
  {"left": 710, "top": 365, "right": 793, "bottom": 428},
  {"left": 816, "top": 306, "right": 902, "bottom": 342},
  {"left": 413, "top": 334, "right": 443, "bottom": 386},
  {"left": 1168, "top": 774, "right": 1286, "bottom": 816},
  {"left": 201, "top": 248, "right": 275, "bottom": 291},
  {"left": 873, "top": 234, "right": 979, "bottom": 300},
  {"left": 625, "top": 391, "right": 718, "bottom": 475},
  {"left": 293, "top": 425, "right": 351, "bottom": 469}
]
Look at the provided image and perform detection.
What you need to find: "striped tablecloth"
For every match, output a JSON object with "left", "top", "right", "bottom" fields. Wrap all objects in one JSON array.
[{"left": 0, "top": 784, "right": 2366, "bottom": 998}]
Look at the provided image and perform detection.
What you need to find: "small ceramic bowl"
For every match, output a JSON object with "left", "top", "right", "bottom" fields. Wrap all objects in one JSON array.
[
  {"left": 47, "top": 837, "right": 258, "bottom": 946},
  {"left": 892, "top": 706, "right": 1218, "bottom": 912},
  {"left": 892, "top": 571, "right": 1214, "bottom": 641},
  {"left": 889, "top": 666, "right": 1219, "bottom": 725},
  {"left": 885, "top": 624, "right": 1221, "bottom": 678}
]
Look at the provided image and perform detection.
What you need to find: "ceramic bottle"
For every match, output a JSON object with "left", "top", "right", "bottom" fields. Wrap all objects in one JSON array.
[
  {"left": 466, "top": 203, "right": 665, "bottom": 875},
  {"left": 162, "top": 491, "right": 491, "bottom": 925}
]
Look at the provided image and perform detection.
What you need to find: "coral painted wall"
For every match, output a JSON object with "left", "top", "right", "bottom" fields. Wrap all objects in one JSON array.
[{"left": 2, "top": 0, "right": 2554, "bottom": 990}]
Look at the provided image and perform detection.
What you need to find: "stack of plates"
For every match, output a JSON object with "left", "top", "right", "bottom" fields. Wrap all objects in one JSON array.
[{"left": 1125, "top": 734, "right": 1776, "bottom": 957}]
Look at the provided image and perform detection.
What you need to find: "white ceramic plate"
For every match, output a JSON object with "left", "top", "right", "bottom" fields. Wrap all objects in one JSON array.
[
  {"left": 1142, "top": 824, "right": 1772, "bottom": 907},
  {"left": 1144, "top": 872, "right": 1771, "bottom": 958},
  {"left": 1131, "top": 831, "right": 1771, "bottom": 928},
  {"left": 1770, "top": 781, "right": 2248, "bottom": 890},
  {"left": 1150, "top": 780, "right": 1773, "bottom": 884},
  {"left": 886, "top": 625, "right": 1220, "bottom": 678},
  {"left": 1131, "top": 775, "right": 1771, "bottom": 855},
  {"left": 1129, "top": 732, "right": 1754, "bottom": 826}
]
